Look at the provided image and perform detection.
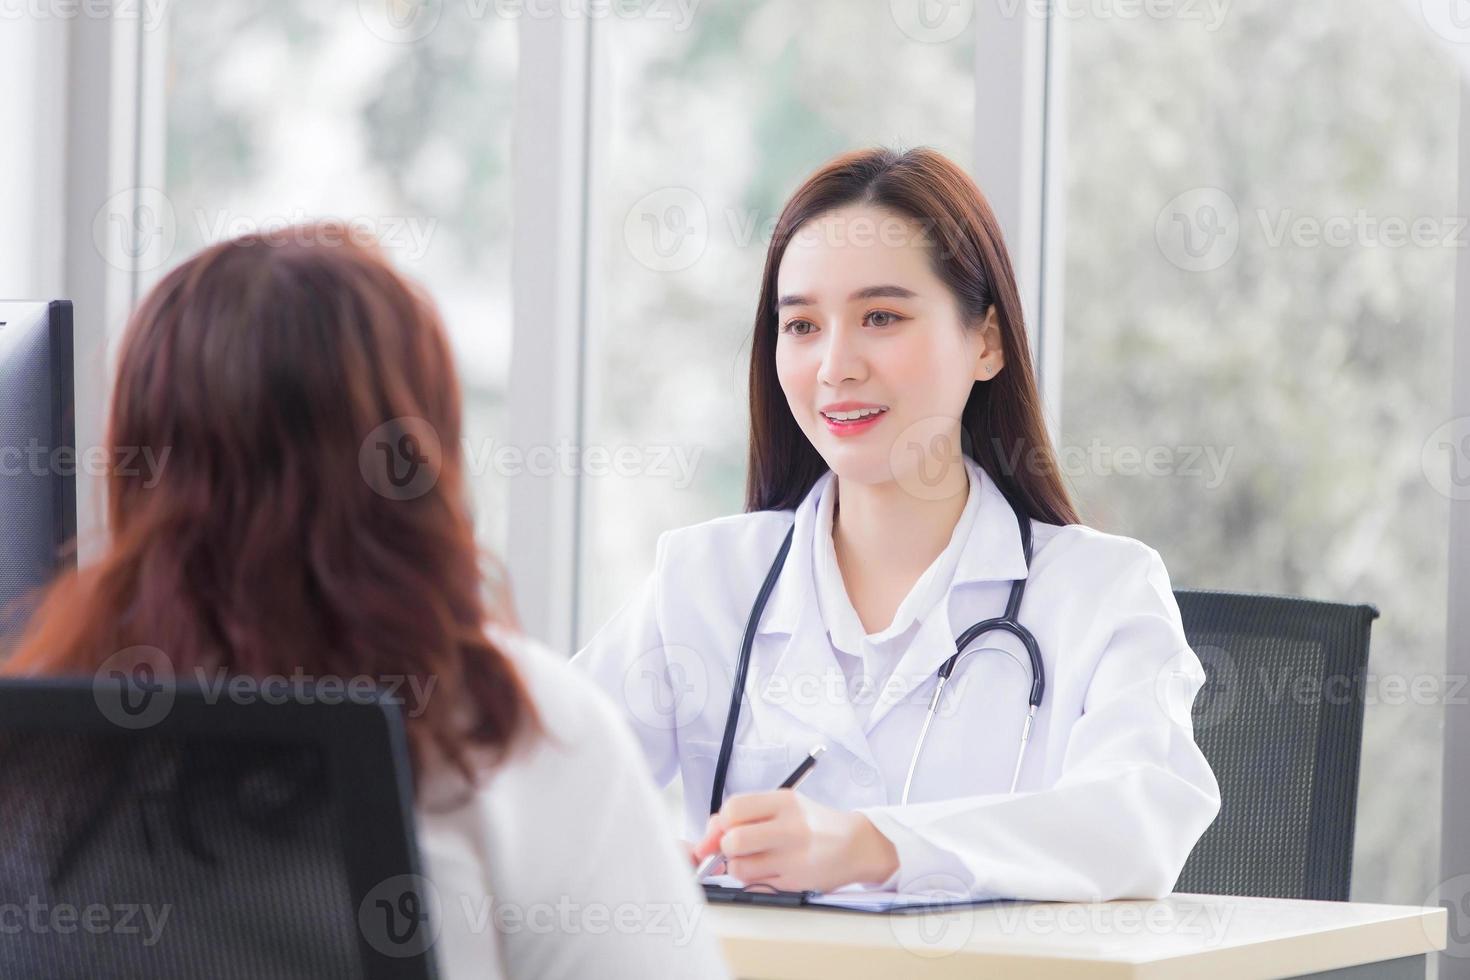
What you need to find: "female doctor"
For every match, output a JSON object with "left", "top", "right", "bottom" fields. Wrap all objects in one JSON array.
[{"left": 571, "top": 146, "right": 1222, "bottom": 902}]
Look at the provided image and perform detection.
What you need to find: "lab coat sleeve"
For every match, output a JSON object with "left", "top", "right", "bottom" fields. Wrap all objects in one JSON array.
[
  {"left": 568, "top": 531, "right": 681, "bottom": 790},
  {"left": 857, "top": 544, "right": 1222, "bottom": 902}
]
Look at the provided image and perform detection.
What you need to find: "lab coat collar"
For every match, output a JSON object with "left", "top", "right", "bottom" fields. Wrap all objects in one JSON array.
[
  {"left": 868, "top": 457, "right": 1033, "bottom": 728},
  {"left": 950, "top": 454, "right": 1031, "bottom": 588},
  {"left": 752, "top": 457, "right": 1033, "bottom": 757},
  {"left": 757, "top": 456, "right": 1029, "bottom": 639}
]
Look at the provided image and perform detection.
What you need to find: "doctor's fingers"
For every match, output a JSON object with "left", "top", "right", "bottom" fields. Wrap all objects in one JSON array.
[
  {"left": 718, "top": 819, "right": 799, "bottom": 859},
  {"left": 692, "top": 820, "right": 725, "bottom": 861},
  {"left": 724, "top": 853, "right": 790, "bottom": 887},
  {"left": 718, "top": 789, "right": 797, "bottom": 828}
]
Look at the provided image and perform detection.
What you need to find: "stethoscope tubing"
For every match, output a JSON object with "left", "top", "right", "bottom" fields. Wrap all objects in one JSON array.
[{"left": 708, "top": 483, "right": 1045, "bottom": 815}]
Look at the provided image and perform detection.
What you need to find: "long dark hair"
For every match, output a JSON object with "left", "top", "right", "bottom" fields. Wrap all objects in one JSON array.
[
  {"left": 5, "top": 223, "right": 539, "bottom": 791},
  {"left": 745, "top": 147, "right": 1079, "bottom": 527}
]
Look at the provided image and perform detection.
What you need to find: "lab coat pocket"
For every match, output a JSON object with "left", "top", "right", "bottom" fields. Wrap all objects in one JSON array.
[{"left": 681, "top": 738, "right": 795, "bottom": 804}]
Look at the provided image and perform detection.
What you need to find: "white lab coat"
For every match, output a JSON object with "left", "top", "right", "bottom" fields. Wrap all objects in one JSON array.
[{"left": 571, "top": 458, "right": 1222, "bottom": 903}]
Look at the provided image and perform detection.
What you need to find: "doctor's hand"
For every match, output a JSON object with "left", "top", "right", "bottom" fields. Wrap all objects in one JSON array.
[
  {"left": 680, "top": 815, "right": 722, "bottom": 868},
  {"left": 692, "top": 790, "right": 899, "bottom": 893}
]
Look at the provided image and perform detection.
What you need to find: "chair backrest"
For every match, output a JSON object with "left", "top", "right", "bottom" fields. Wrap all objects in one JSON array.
[
  {"left": 0, "top": 676, "right": 438, "bottom": 979},
  {"left": 1171, "top": 588, "right": 1379, "bottom": 901}
]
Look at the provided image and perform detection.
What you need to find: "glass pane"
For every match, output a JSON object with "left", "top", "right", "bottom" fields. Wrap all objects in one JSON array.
[
  {"left": 162, "top": 1, "right": 516, "bottom": 549},
  {"left": 580, "top": 0, "right": 976, "bottom": 641},
  {"left": 1059, "top": 1, "right": 1455, "bottom": 905}
]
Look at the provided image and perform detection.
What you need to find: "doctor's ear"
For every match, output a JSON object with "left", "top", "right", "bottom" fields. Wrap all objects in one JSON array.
[{"left": 973, "top": 305, "right": 1005, "bottom": 382}]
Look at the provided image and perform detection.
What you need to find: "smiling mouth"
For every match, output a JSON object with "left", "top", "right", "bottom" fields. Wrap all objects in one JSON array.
[{"left": 820, "top": 407, "right": 889, "bottom": 423}]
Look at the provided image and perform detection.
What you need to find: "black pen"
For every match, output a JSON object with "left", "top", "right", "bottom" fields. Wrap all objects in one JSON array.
[{"left": 696, "top": 744, "right": 826, "bottom": 879}]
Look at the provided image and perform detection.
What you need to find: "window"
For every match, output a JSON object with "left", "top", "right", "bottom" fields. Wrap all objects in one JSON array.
[
  {"left": 579, "top": 0, "right": 975, "bottom": 639},
  {"left": 1058, "top": 0, "right": 1457, "bottom": 905},
  {"left": 163, "top": 0, "right": 517, "bottom": 548}
]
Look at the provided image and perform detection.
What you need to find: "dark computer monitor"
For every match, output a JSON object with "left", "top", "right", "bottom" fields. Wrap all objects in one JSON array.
[{"left": 0, "top": 300, "right": 76, "bottom": 645}]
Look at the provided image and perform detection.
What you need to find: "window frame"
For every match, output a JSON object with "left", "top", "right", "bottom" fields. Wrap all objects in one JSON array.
[{"left": 1438, "top": 75, "right": 1470, "bottom": 970}]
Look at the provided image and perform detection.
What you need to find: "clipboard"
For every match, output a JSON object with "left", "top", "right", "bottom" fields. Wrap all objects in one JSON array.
[
  {"left": 701, "top": 880, "right": 1007, "bottom": 915},
  {"left": 702, "top": 882, "right": 817, "bottom": 908}
]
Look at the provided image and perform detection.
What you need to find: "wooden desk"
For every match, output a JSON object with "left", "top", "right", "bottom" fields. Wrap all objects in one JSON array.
[{"left": 708, "top": 892, "right": 1447, "bottom": 979}]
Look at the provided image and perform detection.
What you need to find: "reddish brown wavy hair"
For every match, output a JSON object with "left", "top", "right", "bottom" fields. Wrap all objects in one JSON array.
[{"left": 4, "top": 222, "right": 538, "bottom": 790}]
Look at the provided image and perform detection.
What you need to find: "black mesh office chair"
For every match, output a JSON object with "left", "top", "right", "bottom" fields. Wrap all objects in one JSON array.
[
  {"left": 0, "top": 677, "right": 438, "bottom": 979},
  {"left": 1170, "top": 589, "right": 1380, "bottom": 901}
]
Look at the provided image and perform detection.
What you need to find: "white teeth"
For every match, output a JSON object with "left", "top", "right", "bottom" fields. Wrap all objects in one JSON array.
[{"left": 823, "top": 407, "right": 887, "bottom": 422}]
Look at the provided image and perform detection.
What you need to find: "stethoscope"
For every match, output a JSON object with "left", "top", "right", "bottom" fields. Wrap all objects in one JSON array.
[{"left": 708, "top": 485, "right": 1045, "bottom": 814}]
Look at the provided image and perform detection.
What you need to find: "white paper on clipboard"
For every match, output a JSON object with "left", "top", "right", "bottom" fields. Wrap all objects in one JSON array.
[{"left": 701, "top": 874, "right": 1002, "bottom": 913}]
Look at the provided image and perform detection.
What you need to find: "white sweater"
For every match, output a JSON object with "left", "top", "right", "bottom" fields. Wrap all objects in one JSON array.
[{"left": 413, "top": 627, "right": 731, "bottom": 979}]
